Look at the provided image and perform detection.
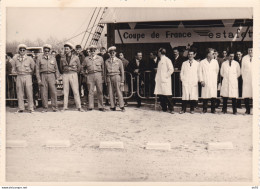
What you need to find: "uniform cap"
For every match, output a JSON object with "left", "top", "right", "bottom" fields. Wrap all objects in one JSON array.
[
  {"left": 108, "top": 46, "right": 116, "bottom": 52},
  {"left": 89, "top": 45, "right": 97, "bottom": 49},
  {"left": 43, "top": 44, "right": 52, "bottom": 50},
  {"left": 17, "top": 44, "right": 27, "bottom": 50},
  {"left": 64, "top": 42, "right": 74, "bottom": 49}
]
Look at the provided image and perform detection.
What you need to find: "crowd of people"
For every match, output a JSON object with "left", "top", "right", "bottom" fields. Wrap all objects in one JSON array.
[{"left": 5, "top": 42, "right": 253, "bottom": 115}]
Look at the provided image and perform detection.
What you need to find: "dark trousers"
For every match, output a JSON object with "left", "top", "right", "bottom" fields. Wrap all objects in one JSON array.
[
  {"left": 237, "top": 76, "right": 243, "bottom": 108},
  {"left": 171, "top": 73, "right": 182, "bottom": 97},
  {"left": 158, "top": 95, "right": 173, "bottom": 112},
  {"left": 244, "top": 98, "right": 251, "bottom": 113},
  {"left": 203, "top": 98, "right": 216, "bottom": 112},
  {"left": 132, "top": 76, "right": 142, "bottom": 106},
  {"left": 222, "top": 97, "right": 237, "bottom": 113},
  {"left": 182, "top": 100, "right": 196, "bottom": 112}
]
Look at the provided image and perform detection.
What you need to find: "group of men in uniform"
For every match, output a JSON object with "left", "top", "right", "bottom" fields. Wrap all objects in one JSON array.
[
  {"left": 8, "top": 42, "right": 253, "bottom": 115},
  {"left": 11, "top": 43, "right": 126, "bottom": 113}
]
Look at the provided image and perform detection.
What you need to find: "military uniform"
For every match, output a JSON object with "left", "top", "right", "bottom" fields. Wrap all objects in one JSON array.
[
  {"left": 82, "top": 55, "right": 104, "bottom": 109},
  {"left": 105, "top": 56, "right": 125, "bottom": 109},
  {"left": 36, "top": 51, "right": 60, "bottom": 111},
  {"left": 13, "top": 53, "right": 35, "bottom": 111}
]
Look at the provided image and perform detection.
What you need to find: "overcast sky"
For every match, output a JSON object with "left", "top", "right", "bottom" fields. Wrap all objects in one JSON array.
[{"left": 6, "top": 7, "right": 100, "bottom": 45}]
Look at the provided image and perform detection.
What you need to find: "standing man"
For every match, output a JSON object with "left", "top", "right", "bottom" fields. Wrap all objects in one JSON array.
[
  {"left": 241, "top": 47, "right": 253, "bottom": 114},
  {"left": 126, "top": 51, "right": 146, "bottom": 107},
  {"left": 199, "top": 48, "right": 219, "bottom": 113},
  {"left": 213, "top": 49, "right": 222, "bottom": 108},
  {"left": 51, "top": 50, "right": 57, "bottom": 58},
  {"left": 6, "top": 53, "right": 13, "bottom": 104},
  {"left": 98, "top": 47, "right": 110, "bottom": 106},
  {"left": 6, "top": 53, "right": 15, "bottom": 100},
  {"left": 154, "top": 48, "right": 174, "bottom": 114},
  {"left": 60, "top": 42, "right": 84, "bottom": 112},
  {"left": 235, "top": 50, "right": 243, "bottom": 108},
  {"left": 118, "top": 52, "right": 130, "bottom": 106},
  {"left": 75, "top": 45, "right": 86, "bottom": 97},
  {"left": 105, "top": 46, "right": 125, "bottom": 112},
  {"left": 82, "top": 45, "right": 105, "bottom": 111},
  {"left": 179, "top": 49, "right": 200, "bottom": 114},
  {"left": 13, "top": 44, "right": 35, "bottom": 113},
  {"left": 36, "top": 44, "right": 60, "bottom": 112},
  {"left": 220, "top": 52, "right": 241, "bottom": 114},
  {"left": 171, "top": 47, "right": 186, "bottom": 102},
  {"left": 219, "top": 50, "right": 228, "bottom": 64},
  {"left": 147, "top": 51, "right": 159, "bottom": 97}
]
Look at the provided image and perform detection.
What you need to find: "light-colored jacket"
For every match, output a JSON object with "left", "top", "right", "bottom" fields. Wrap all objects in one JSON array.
[
  {"left": 220, "top": 60, "right": 240, "bottom": 98},
  {"left": 180, "top": 59, "right": 200, "bottom": 100},
  {"left": 13, "top": 54, "right": 35, "bottom": 75},
  {"left": 154, "top": 55, "right": 174, "bottom": 95},
  {"left": 199, "top": 58, "right": 219, "bottom": 98},
  {"left": 241, "top": 55, "right": 252, "bottom": 98}
]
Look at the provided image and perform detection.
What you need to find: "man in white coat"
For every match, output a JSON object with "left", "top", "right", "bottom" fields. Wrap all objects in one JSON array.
[
  {"left": 154, "top": 48, "right": 174, "bottom": 114},
  {"left": 220, "top": 52, "right": 241, "bottom": 114},
  {"left": 199, "top": 48, "right": 219, "bottom": 113},
  {"left": 241, "top": 47, "right": 253, "bottom": 114},
  {"left": 179, "top": 49, "right": 200, "bottom": 114}
]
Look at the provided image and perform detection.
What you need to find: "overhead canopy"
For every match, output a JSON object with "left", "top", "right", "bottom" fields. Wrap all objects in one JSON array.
[{"left": 101, "top": 7, "right": 253, "bottom": 23}]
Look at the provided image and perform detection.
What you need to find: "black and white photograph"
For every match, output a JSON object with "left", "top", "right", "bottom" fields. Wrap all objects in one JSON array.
[{"left": 1, "top": 0, "right": 259, "bottom": 186}]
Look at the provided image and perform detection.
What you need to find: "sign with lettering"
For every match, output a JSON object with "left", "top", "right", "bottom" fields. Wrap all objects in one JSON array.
[{"left": 115, "top": 26, "right": 253, "bottom": 44}]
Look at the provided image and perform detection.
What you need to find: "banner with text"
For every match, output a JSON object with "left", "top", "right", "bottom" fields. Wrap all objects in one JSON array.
[{"left": 115, "top": 26, "right": 253, "bottom": 44}]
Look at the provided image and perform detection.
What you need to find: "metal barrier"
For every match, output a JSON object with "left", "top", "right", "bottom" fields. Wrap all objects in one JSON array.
[
  {"left": 6, "top": 72, "right": 135, "bottom": 102},
  {"left": 137, "top": 70, "right": 183, "bottom": 99},
  {"left": 104, "top": 71, "right": 134, "bottom": 100},
  {"left": 5, "top": 71, "right": 245, "bottom": 105}
]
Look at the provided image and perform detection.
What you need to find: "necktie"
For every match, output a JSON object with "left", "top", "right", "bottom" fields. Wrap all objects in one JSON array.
[
  {"left": 229, "top": 60, "right": 232, "bottom": 67},
  {"left": 250, "top": 57, "right": 252, "bottom": 62},
  {"left": 189, "top": 60, "right": 192, "bottom": 67}
]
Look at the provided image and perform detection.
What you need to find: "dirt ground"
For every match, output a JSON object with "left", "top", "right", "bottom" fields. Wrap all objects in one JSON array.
[{"left": 5, "top": 100, "right": 253, "bottom": 182}]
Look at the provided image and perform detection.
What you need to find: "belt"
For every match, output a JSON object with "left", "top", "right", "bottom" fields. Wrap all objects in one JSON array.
[
  {"left": 88, "top": 71, "right": 102, "bottom": 74},
  {"left": 107, "top": 73, "right": 120, "bottom": 77},
  {"left": 17, "top": 73, "right": 32, "bottom": 76},
  {"left": 41, "top": 71, "right": 55, "bottom": 74}
]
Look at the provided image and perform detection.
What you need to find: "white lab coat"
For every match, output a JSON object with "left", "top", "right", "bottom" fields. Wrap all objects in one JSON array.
[
  {"left": 180, "top": 59, "right": 200, "bottom": 100},
  {"left": 220, "top": 60, "right": 241, "bottom": 98},
  {"left": 241, "top": 55, "right": 252, "bottom": 98},
  {"left": 199, "top": 58, "right": 219, "bottom": 98},
  {"left": 154, "top": 55, "right": 174, "bottom": 95}
]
